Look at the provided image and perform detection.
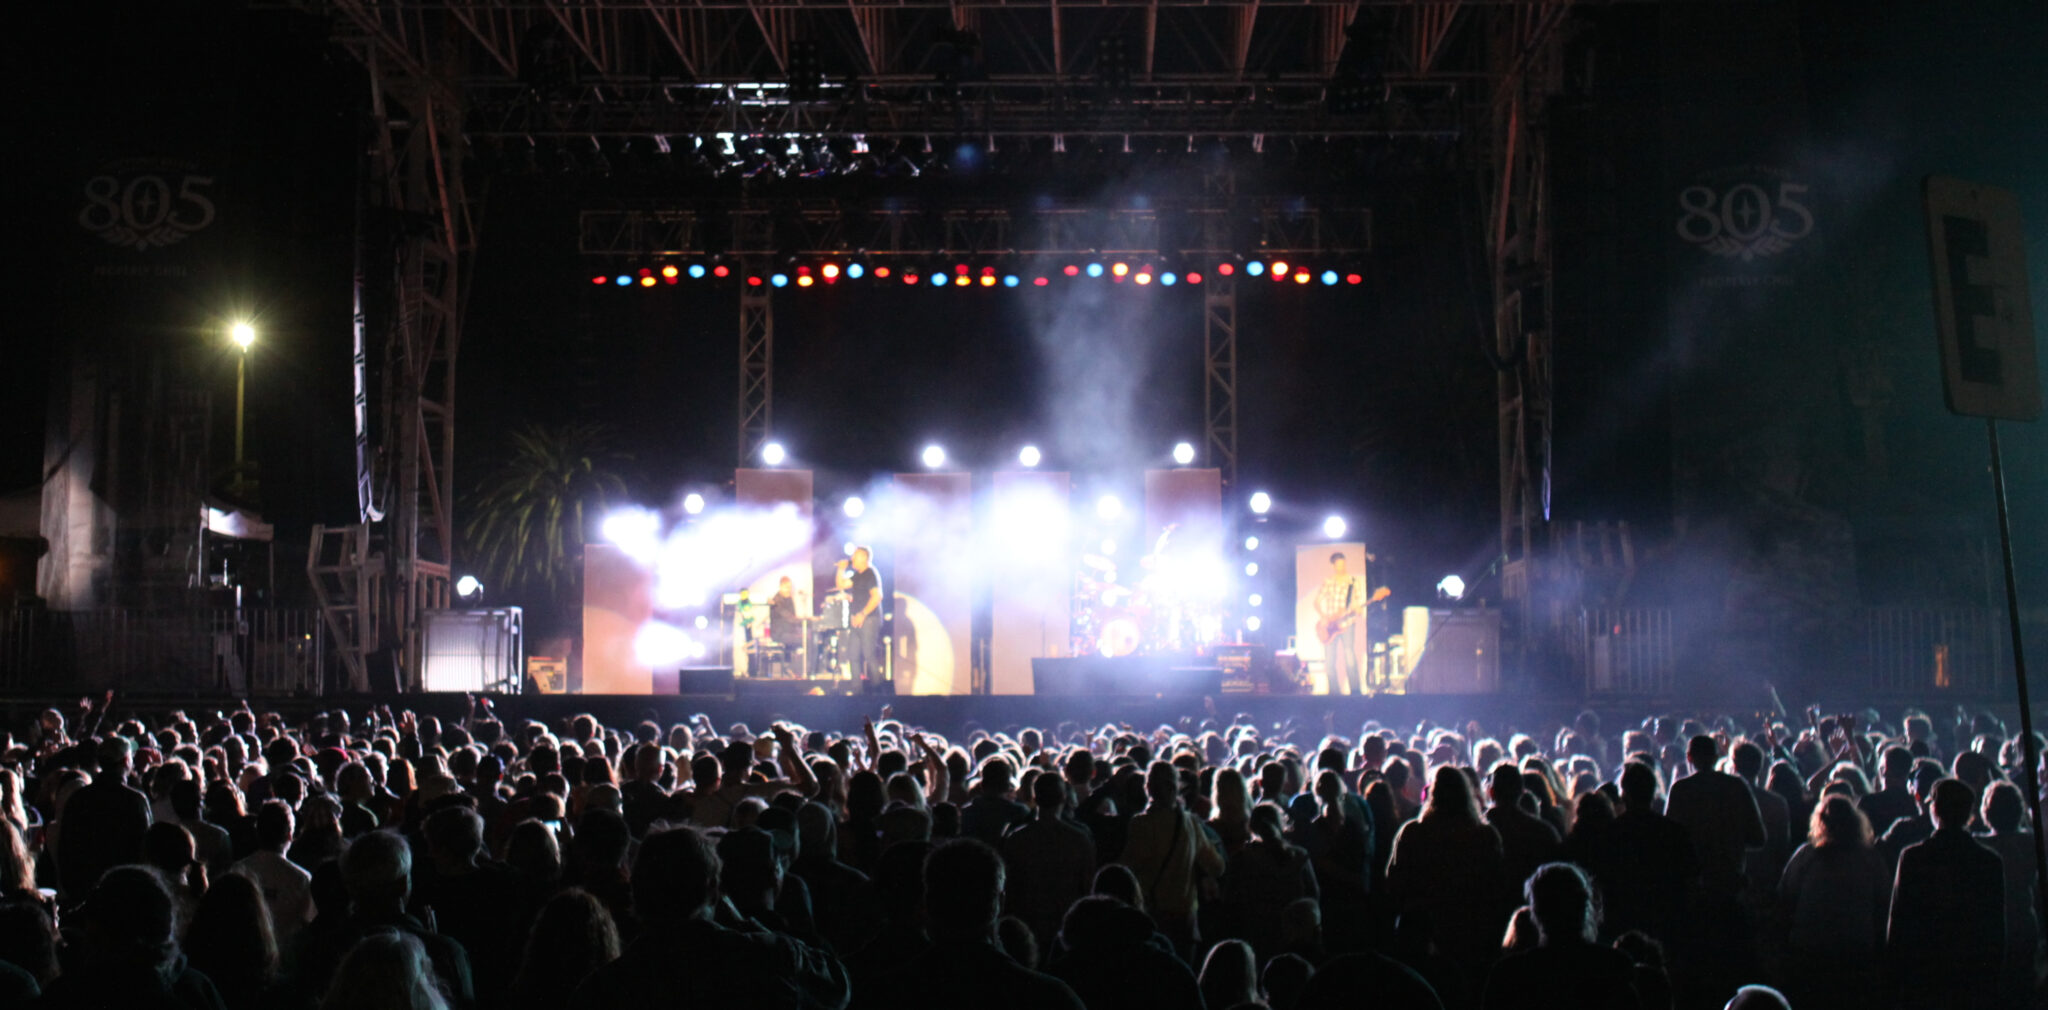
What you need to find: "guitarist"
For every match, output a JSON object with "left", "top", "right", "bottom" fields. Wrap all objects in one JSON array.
[{"left": 1315, "top": 552, "right": 1368, "bottom": 695}]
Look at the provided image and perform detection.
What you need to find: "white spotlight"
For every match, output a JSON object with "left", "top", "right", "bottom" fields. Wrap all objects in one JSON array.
[
  {"left": 1100, "top": 538, "right": 1117, "bottom": 556},
  {"left": 1246, "top": 616, "right": 1263, "bottom": 632},
  {"left": 1172, "top": 441, "right": 1196, "bottom": 466},
  {"left": 843, "top": 541, "right": 857, "bottom": 556},
  {"left": 760, "top": 441, "right": 787, "bottom": 466},
  {"left": 1439, "top": 574, "right": 1467, "bottom": 600},
  {"left": 1095, "top": 494, "right": 1123, "bottom": 521},
  {"left": 455, "top": 575, "right": 482, "bottom": 599},
  {"left": 1248, "top": 491, "right": 1272, "bottom": 515},
  {"left": 921, "top": 444, "right": 947, "bottom": 469},
  {"left": 1248, "top": 593, "right": 1262, "bottom": 608},
  {"left": 694, "top": 615, "right": 709, "bottom": 630},
  {"left": 1018, "top": 445, "right": 1042, "bottom": 468},
  {"left": 1244, "top": 535, "right": 1259, "bottom": 551},
  {"left": 600, "top": 508, "right": 662, "bottom": 562},
  {"left": 843, "top": 496, "right": 866, "bottom": 518},
  {"left": 682, "top": 493, "right": 706, "bottom": 515},
  {"left": 1322, "top": 515, "right": 1347, "bottom": 539},
  {"left": 1244, "top": 562, "right": 1259, "bottom": 576}
]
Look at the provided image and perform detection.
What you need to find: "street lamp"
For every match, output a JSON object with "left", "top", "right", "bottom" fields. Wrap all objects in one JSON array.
[{"left": 229, "top": 322, "right": 255, "bottom": 489}]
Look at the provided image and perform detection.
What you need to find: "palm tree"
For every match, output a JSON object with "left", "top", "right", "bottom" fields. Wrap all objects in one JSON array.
[{"left": 462, "top": 423, "right": 629, "bottom": 615}]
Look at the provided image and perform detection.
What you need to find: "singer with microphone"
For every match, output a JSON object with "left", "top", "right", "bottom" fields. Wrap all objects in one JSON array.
[{"left": 835, "top": 547, "right": 884, "bottom": 686}]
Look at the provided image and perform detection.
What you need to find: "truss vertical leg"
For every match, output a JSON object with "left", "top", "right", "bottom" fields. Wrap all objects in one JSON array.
[
  {"left": 738, "top": 274, "right": 774, "bottom": 466},
  {"left": 1204, "top": 279, "right": 1239, "bottom": 488}
]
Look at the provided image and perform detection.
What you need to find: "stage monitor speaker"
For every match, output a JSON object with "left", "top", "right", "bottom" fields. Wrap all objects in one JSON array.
[
  {"left": 652, "top": 667, "right": 736, "bottom": 699},
  {"left": 1407, "top": 610, "right": 1500, "bottom": 694}
]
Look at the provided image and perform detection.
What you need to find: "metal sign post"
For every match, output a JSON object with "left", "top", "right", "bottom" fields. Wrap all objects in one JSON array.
[{"left": 1924, "top": 174, "right": 2045, "bottom": 933}]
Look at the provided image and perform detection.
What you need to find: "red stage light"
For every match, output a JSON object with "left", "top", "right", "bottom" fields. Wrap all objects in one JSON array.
[
  {"left": 713, "top": 265, "right": 731, "bottom": 278},
  {"left": 874, "top": 266, "right": 892, "bottom": 278},
  {"left": 797, "top": 275, "right": 814, "bottom": 287},
  {"left": 638, "top": 268, "right": 653, "bottom": 277},
  {"left": 1187, "top": 272, "right": 1203, "bottom": 285},
  {"left": 1346, "top": 273, "right": 1362, "bottom": 285},
  {"left": 664, "top": 275, "right": 678, "bottom": 285},
  {"left": 981, "top": 266, "right": 996, "bottom": 276},
  {"left": 591, "top": 276, "right": 607, "bottom": 285},
  {"left": 796, "top": 266, "right": 810, "bottom": 276},
  {"left": 1063, "top": 265, "right": 1081, "bottom": 277},
  {"left": 903, "top": 273, "right": 919, "bottom": 285},
  {"left": 747, "top": 275, "right": 763, "bottom": 286},
  {"left": 1033, "top": 277, "right": 1049, "bottom": 286},
  {"left": 823, "top": 274, "right": 837, "bottom": 284},
  {"left": 822, "top": 264, "right": 840, "bottom": 279},
  {"left": 1217, "top": 263, "right": 1235, "bottom": 276},
  {"left": 1293, "top": 272, "right": 1310, "bottom": 284},
  {"left": 955, "top": 264, "right": 969, "bottom": 275}
]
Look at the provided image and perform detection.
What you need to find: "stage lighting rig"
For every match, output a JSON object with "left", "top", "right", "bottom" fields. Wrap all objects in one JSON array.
[
  {"left": 1018, "top": 445, "right": 1042, "bottom": 468},
  {"left": 760, "top": 442, "right": 788, "bottom": 466},
  {"left": 1322, "top": 515, "right": 1347, "bottom": 539},
  {"left": 1248, "top": 492, "right": 1272, "bottom": 515},
  {"left": 1172, "top": 442, "right": 1196, "bottom": 466},
  {"left": 922, "top": 445, "right": 947, "bottom": 469}
]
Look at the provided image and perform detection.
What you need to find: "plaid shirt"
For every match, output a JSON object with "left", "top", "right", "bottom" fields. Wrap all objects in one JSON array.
[{"left": 1317, "top": 574, "right": 1366, "bottom": 618}]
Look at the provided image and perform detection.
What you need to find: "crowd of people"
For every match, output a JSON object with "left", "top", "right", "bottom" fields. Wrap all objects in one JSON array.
[{"left": 0, "top": 693, "right": 2039, "bottom": 1010}]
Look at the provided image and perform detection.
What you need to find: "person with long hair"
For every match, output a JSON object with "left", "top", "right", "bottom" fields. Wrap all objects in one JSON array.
[
  {"left": 1210, "top": 768, "right": 1254, "bottom": 858},
  {"left": 1386, "top": 765, "right": 1509, "bottom": 971},
  {"left": 1482, "top": 863, "right": 1639, "bottom": 1009},
  {"left": 320, "top": 932, "right": 451, "bottom": 1010},
  {"left": 510, "top": 887, "right": 622, "bottom": 1010},
  {"left": 1197, "top": 939, "right": 1260, "bottom": 1010},
  {"left": 1773, "top": 795, "right": 1889, "bottom": 1009},
  {"left": 1977, "top": 781, "right": 2044, "bottom": 1005},
  {"left": 184, "top": 871, "right": 279, "bottom": 1010},
  {"left": 1223, "top": 802, "right": 1319, "bottom": 961}
]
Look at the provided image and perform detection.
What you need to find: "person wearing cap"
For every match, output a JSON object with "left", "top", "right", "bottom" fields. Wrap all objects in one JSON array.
[{"left": 56, "top": 734, "right": 153, "bottom": 904}]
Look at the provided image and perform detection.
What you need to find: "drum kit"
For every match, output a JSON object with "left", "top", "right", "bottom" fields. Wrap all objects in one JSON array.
[{"left": 1071, "top": 550, "right": 1226, "bottom": 658}]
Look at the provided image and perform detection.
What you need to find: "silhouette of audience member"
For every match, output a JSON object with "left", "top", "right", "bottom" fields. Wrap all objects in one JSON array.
[
  {"left": 961, "top": 756, "right": 1033, "bottom": 845},
  {"left": 230, "top": 799, "right": 315, "bottom": 948},
  {"left": 857, "top": 838, "right": 1084, "bottom": 1010},
  {"left": 184, "top": 871, "right": 280, "bottom": 1010},
  {"left": 1046, "top": 895, "right": 1203, "bottom": 1010},
  {"left": 320, "top": 931, "right": 451, "bottom": 1010},
  {"left": 574, "top": 824, "right": 848, "bottom": 1008},
  {"left": 1974, "top": 780, "right": 2042, "bottom": 1004},
  {"left": 511, "top": 887, "right": 620, "bottom": 1010},
  {"left": 35, "top": 865, "right": 227, "bottom": 1010},
  {"left": 1117, "top": 762, "right": 1225, "bottom": 958},
  {"left": 1485, "top": 762, "right": 1561, "bottom": 895},
  {"left": 1482, "top": 863, "right": 1640, "bottom": 1010},
  {"left": 794, "top": 800, "right": 881, "bottom": 956},
  {"left": 291, "top": 829, "right": 475, "bottom": 1008},
  {"left": 1877, "top": 758, "right": 1946, "bottom": 867},
  {"left": 1886, "top": 777, "right": 2004, "bottom": 1010},
  {"left": 1722, "top": 984, "right": 1791, "bottom": 1010},
  {"left": 1773, "top": 795, "right": 1889, "bottom": 1009},
  {"left": 1004, "top": 769, "right": 1098, "bottom": 951},
  {"left": 1597, "top": 762, "right": 1697, "bottom": 945},
  {"left": 1294, "top": 945, "right": 1444, "bottom": 1010},
  {"left": 1197, "top": 939, "right": 1259, "bottom": 1010},
  {"left": 1387, "top": 765, "right": 1508, "bottom": 970},
  {"left": 1260, "top": 953, "right": 1314, "bottom": 1010},
  {"left": 1223, "top": 802, "right": 1318, "bottom": 961},
  {"left": 1664, "top": 735, "right": 1765, "bottom": 897},
  {"left": 416, "top": 806, "right": 526, "bottom": 1007},
  {"left": 56, "top": 736, "right": 152, "bottom": 903}
]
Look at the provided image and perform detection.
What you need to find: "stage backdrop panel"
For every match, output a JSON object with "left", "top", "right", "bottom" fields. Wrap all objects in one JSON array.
[
  {"left": 990, "top": 470, "right": 1072, "bottom": 694},
  {"left": 583, "top": 542, "right": 654, "bottom": 694},
  {"left": 890, "top": 472, "right": 973, "bottom": 695},
  {"left": 1294, "top": 542, "right": 1367, "bottom": 695},
  {"left": 1143, "top": 469, "right": 1224, "bottom": 561},
  {"left": 733, "top": 468, "right": 816, "bottom": 676}
]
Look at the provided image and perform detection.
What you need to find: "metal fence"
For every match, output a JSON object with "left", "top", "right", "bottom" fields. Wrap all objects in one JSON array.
[
  {"left": 1574, "top": 608, "right": 1680, "bottom": 697},
  {"left": 0, "top": 609, "right": 328, "bottom": 696},
  {"left": 1857, "top": 606, "right": 2000, "bottom": 696}
]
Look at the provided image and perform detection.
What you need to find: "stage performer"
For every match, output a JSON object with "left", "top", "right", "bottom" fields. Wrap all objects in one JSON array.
[
  {"left": 1315, "top": 552, "right": 1367, "bottom": 696},
  {"left": 767, "top": 576, "right": 810, "bottom": 677},
  {"left": 836, "top": 547, "right": 885, "bottom": 686}
]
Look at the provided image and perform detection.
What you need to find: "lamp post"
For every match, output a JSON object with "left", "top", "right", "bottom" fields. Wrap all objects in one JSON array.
[{"left": 230, "top": 322, "right": 254, "bottom": 484}]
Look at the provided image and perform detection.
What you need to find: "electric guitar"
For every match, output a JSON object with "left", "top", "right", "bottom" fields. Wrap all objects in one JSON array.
[{"left": 1318, "top": 585, "right": 1391, "bottom": 643}]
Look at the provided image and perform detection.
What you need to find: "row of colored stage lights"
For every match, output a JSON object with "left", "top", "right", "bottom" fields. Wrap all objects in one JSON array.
[{"left": 592, "top": 261, "right": 1368, "bottom": 289}]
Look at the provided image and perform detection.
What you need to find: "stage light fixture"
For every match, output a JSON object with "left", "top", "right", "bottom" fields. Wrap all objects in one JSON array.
[
  {"left": 639, "top": 276, "right": 657, "bottom": 287},
  {"left": 689, "top": 264, "right": 707, "bottom": 279},
  {"left": 713, "top": 265, "right": 730, "bottom": 278},
  {"left": 843, "top": 496, "right": 866, "bottom": 518},
  {"left": 1244, "top": 535, "right": 1259, "bottom": 551},
  {"left": 1244, "top": 562, "right": 1259, "bottom": 576},
  {"left": 797, "top": 275, "right": 814, "bottom": 287},
  {"left": 1160, "top": 272, "right": 1177, "bottom": 286},
  {"left": 1172, "top": 442, "right": 1196, "bottom": 465},
  {"left": 683, "top": 493, "right": 705, "bottom": 515},
  {"left": 615, "top": 275, "right": 632, "bottom": 286},
  {"left": 1439, "top": 574, "right": 1467, "bottom": 600},
  {"left": 638, "top": 268, "right": 653, "bottom": 278},
  {"left": 1248, "top": 491, "right": 1272, "bottom": 514},
  {"left": 1320, "top": 270, "right": 1338, "bottom": 285},
  {"left": 955, "top": 275, "right": 972, "bottom": 287},
  {"left": 1111, "top": 262, "right": 1129, "bottom": 277},
  {"left": 1033, "top": 277, "right": 1049, "bottom": 286},
  {"left": 848, "top": 264, "right": 865, "bottom": 279},
  {"left": 1247, "top": 616, "right": 1262, "bottom": 632},
  {"left": 822, "top": 264, "right": 840, "bottom": 279},
  {"left": 1186, "top": 272, "right": 1203, "bottom": 285},
  {"left": 922, "top": 444, "right": 947, "bottom": 468},
  {"left": 874, "top": 266, "right": 890, "bottom": 278},
  {"left": 771, "top": 273, "right": 789, "bottom": 287},
  {"left": 1322, "top": 515, "right": 1347, "bottom": 538},
  {"left": 1218, "top": 263, "right": 1236, "bottom": 276},
  {"left": 695, "top": 615, "right": 710, "bottom": 630},
  {"left": 1086, "top": 263, "right": 1105, "bottom": 278},
  {"left": 1064, "top": 265, "right": 1081, "bottom": 277},
  {"left": 1270, "top": 260, "right": 1288, "bottom": 275},
  {"left": 456, "top": 575, "right": 482, "bottom": 599},
  {"left": 747, "top": 276, "right": 763, "bottom": 286},
  {"left": 662, "top": 265, "right": 679, "bottom": 279},
  {"left": 1018, "top": 445, "right": 1042, "bottom": 467},
  {"left": 1003, "top": 275, "right": 1020, "bottom": 288},
  {"left": 1248, "top": 593, "right": 1262, "bottom": 608},
  {"left": 956, "top": 263, "right": 970, "bottom": 275},
  {"left": 591, "top": 275, "right": 607, "bottom": 285},
  {"left": 660, "top": 269, "right": 676, "bottom": 283},
  {"left": 1135, "top": 272, "right": 1153, "bottom": 285},
  {"left": 930, "top": 273, "right": 947, "bottom": 287},
  {"left": 797, "top": 266, "right": 810, "bottom": 276},
  {"left": 1346, "top": 273, "right": 1362, "bottom": 285},
  {"left": 1245, "top": 261, "right": 1265, "bottom": 277},
  {"left": 1095, "top": 494, "right": 1122, "bottom": 521},
  {"left": 979, "top": 275, "right": 996, "bottom": 287},
  {"left": 760, "top": 442, "right": 788, "bottom": 466},
  {"left": 843, "top": 541, "right": 857, "bottom": 556},
  {"left": 1293, "top": 272, "right": 1310, "bottom": 284}
]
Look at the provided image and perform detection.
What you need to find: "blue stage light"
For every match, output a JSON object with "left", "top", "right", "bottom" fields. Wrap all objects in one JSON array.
[
  {"left": 1245, "top": 261, "right": 1265, "bottom": 277},
  {"left": 1160, "top": 272, "right": 1178, "bottom": 286},
  {"left": 688, "top": 264, "right": 706, "bottom": 279},
  {"left": 1086, "top": 263, "right": 1105, "bottom": 278},
  {"left": 931, "top": 272, "right": 948, "bottom": 287},
  {"left": 1321, "top": 270, "right": 1339, "bottom": 286},
  {"left": 614, "top": 275, "right": 632, "bottom": 286},
  {"left": 770, "top": 273, "right": 789, "bottom": 287},
  {"left": 847, "top": 263, "right": 865, "bottom": 279},
  {"left": 1003, "top": 275, "right": 1020, "bottom": 288}
]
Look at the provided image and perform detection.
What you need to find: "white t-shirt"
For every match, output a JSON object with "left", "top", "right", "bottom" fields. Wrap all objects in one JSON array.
[{"left": 230, "top": 849, "right": 315, "bottom": 945}]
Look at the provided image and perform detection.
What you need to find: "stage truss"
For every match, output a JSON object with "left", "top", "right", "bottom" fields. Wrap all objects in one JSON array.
[{"left": 294, "top": 0, "right": 1574, "bottom": 687}]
